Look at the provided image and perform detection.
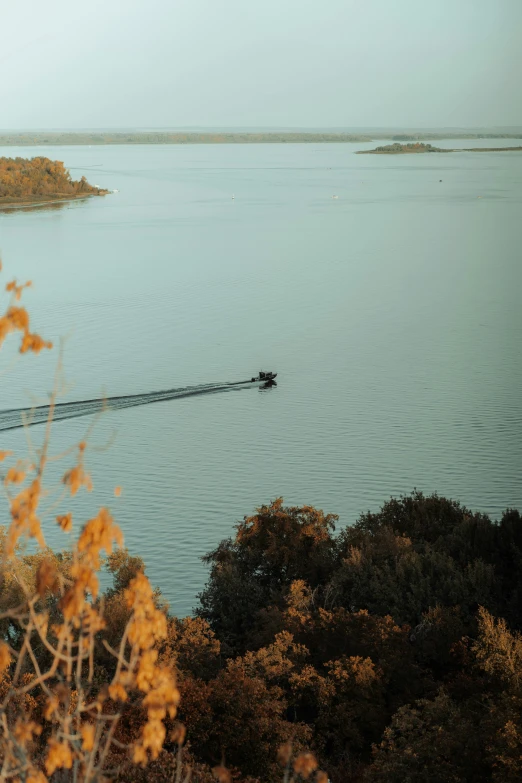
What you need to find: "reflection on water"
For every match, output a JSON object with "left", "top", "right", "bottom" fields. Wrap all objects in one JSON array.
[
  {"left": 0, "top": 140, "right": 521, "bottom": 616},
  {"left": 0, "top": 197, "right": 95, "bottom": 214},
  {"left": 0, "top": 201, "right": 68, "bottom": 214}
]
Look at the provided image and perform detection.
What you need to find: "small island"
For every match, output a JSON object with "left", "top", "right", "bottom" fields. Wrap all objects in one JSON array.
[
  {"left": 358, "top": 142, "right": 522, "bottom": 155},
  {"left": 0, "top": 157, "right": 107, "bottom": 207},
  {"left": 358, "top": 142, "right": 450, "bottom": 154}
]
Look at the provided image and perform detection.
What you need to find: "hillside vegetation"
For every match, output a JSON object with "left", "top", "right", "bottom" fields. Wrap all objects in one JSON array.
[{"left": 0, "top": 156, "right": 106, "bottom": 205}]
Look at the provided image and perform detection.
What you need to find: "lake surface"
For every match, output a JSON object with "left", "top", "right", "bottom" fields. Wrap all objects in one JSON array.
[{"left": 1, "top": 140, "right": 521, "bottom": 615}]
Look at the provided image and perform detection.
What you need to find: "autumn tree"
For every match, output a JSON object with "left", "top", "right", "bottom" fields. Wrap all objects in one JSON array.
[
  {"left": 197, "top": 499, "right": 338, "bottom": 654},
  {"left": 365, "top": 690, "right": 482, "bottom": 783},
  {"left": 332, "top": 492, "right": 522, "bottom": 629},
  {"left": 366, "top": 608, "right": 522, "bottom": 782}
]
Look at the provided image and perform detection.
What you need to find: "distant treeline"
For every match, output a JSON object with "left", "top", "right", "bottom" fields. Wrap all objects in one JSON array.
[
  {"left": 390, "top": 133, "right": 522, "bottom": 141},
  {"left": 0, "top": 156, "right": 106, "bottom": 205},
  {"left": 0, "top": 131, "right": 521, "bottom": 146}
]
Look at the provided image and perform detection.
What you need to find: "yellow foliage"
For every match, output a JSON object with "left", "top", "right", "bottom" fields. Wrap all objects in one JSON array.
[
  {"left": 125, "top": 571, "right": 168, "bottom": 650},
  {"left": 35, "top": 557, "right": 59, "bottom": 597},
  {"left": 212, "top": 766, "right": 232, "bottom": 783},
  {"left": 6, "top": 478, "right": 45, "bottom": 554},
  {"left": 277, "top": 740, "right": 293, "bottom": 766},
  {"left": 45, "top": 738, "right": 73, "bottom": 775},
  {"left": 27, "top": 772, "right": 48, "bottom": 783},
  {"left": 63, "top": 463, "right": 92, "bottom": 496},
  {"left": 0, "top": 260, "right": 179, "bottom": 782},
  {"left": 293, "top": 751, "right": 318, "bottom": 779},
  {"left": 13, "top": 719, "right": 42, "bottom": 744},
  {"left": 80, "top": 723, "right": 95, "bottom": 751},
  {"left": 108, "top": 682, "right": 128, "bottom": 702},
  {"left": 0, "top": 643, "right": 11, "bottom": 673},
  {"left": 77, "top": 507, "right": 123, "bottom": 568},
  {"left": 56, "top": 512, "right": 73, "bottom": 532},
  {"left": 170, "top": 721, "right": 186, "bottom": 745}
]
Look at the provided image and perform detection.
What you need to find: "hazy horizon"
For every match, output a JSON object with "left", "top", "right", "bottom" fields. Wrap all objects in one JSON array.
[
  {"left": 4, "top": 125, "right": 522, "bottom": 134},
  {"left": 1, "top": 0, "right": 521, "bottom": 130}
]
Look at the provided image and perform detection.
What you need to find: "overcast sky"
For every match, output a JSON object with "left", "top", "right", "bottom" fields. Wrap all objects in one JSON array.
[{"left": 1, "top": 0, "right": 520, "bottom": 130}]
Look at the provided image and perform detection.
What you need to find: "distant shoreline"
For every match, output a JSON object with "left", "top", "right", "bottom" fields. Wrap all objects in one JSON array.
[
  {"left": 459, "top": 146, "right": 522, "bottom": 152},
  {"left": 1, "top": 131, "right": 522, "bottom": 147}
]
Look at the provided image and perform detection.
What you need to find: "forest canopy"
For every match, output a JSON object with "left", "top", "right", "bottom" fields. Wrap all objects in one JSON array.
[
  {"left": 192, "top": 493, "right": 522, "bottom": 782},
  {"left": 0, "top": 156, "right": 106, "bottom": 205}
]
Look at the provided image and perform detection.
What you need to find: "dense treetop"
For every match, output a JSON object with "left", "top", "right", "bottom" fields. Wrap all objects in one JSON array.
[{"left": 193, "top": 493, "right": 522, "bottom": 781}]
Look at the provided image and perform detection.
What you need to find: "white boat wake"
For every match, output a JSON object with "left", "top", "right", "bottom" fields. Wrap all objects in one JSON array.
[{"left": 0, "top": 377, "right": 263, "bottom": 432}]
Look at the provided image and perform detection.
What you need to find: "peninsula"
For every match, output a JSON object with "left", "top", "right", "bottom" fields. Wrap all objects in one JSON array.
[{"left": 0, "top": 156, "right": 107, "bottom": 207}]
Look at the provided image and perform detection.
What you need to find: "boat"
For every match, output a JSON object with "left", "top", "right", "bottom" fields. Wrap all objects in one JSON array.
[{"left": 251, "top": 371, "right": 277, "bottom": 382}]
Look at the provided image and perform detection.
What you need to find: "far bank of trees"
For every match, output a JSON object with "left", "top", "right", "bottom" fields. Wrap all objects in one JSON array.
[{"left": 0, "top": 157, "right": 105, "bottom": 204}]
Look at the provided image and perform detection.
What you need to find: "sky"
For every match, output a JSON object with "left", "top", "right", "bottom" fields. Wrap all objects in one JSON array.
[{"left": 0, "top": 0, "right": 521, "bottom": 130}]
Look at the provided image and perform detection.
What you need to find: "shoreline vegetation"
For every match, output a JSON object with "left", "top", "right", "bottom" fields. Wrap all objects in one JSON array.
[
  {"left": 358, "top": 141, "right": 522, "bottom": 154},
  {"left": 0, "top": 130, "right": 522, "bottom": 146},
  {"left": 0, "top": 156, "right": 107, "bottom": 207}
]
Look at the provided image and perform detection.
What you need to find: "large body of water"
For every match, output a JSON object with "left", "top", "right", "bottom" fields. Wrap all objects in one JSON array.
[{"left": 1, "top": 140, "right": 521, "bottom": 615}]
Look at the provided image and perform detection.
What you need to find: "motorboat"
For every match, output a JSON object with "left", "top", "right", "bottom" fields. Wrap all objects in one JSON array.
[{"left": 251, "top": 371, "right": 277, "bottom": 382}]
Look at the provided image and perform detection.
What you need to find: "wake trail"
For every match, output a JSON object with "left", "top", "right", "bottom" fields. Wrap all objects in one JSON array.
[{"left": 0, "top": 378, "right": 256, "bottom": 432}]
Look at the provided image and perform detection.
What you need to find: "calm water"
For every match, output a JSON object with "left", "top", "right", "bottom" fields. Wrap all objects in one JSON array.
[{"left": 1, "top": 140, "right": 521, "bottom": 615}]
